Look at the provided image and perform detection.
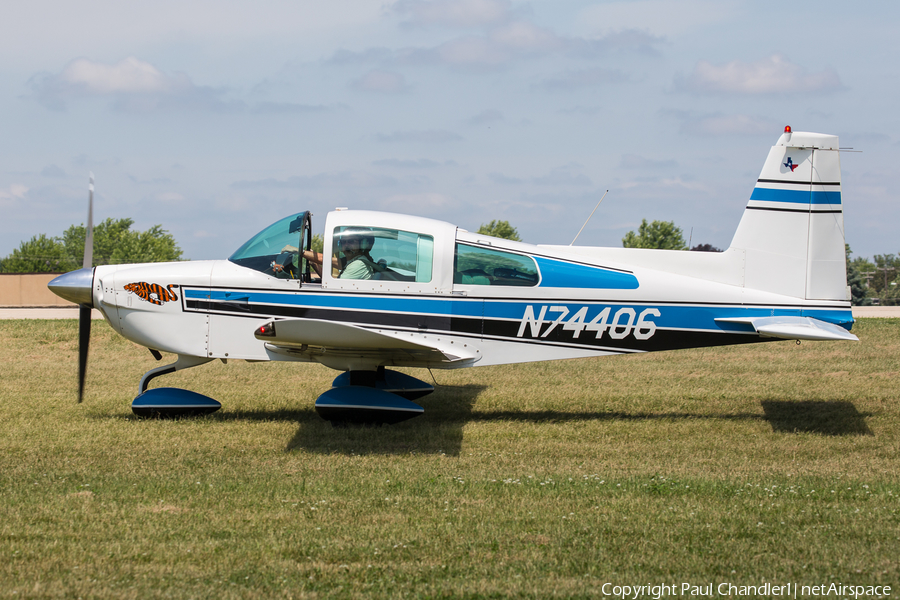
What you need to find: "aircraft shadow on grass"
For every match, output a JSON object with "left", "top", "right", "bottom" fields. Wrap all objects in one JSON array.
[
  {"left": 760, "top": 400, "right": 874, "bottom": 436},
  {"left": 276, "top": 392, "right": 873, "bottom": 456},
  {"left": 98, "top": 390, "right": 874, "bottom": 456}
]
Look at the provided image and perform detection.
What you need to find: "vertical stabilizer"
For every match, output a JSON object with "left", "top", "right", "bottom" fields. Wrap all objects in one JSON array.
[{"left": 729, "top": 128, "right": 846, "bottom": 300}]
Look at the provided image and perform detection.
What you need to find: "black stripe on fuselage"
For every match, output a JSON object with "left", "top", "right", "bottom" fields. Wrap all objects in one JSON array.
[{"left": 187, "top": 298, "right": 765, "bottom": 354}]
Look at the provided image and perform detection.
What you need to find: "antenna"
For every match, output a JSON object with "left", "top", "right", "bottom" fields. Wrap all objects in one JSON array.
[{"left": 570, "top": 189, "right": 608, "bottom": 246}]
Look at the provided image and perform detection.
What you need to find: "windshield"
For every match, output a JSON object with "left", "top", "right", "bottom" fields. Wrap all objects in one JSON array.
[{"left": 229, "top": 212, "right": 312, "bottom": 281}]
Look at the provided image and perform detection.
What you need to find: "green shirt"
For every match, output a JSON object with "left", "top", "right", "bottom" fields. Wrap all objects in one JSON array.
[{"left": 340, "top": 255, "right": 375, "bottom": 280}]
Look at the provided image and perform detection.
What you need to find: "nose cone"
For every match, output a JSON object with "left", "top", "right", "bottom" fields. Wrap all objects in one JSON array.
[{"left": 48, "top": 268, "right": 95, "bottom": 307}]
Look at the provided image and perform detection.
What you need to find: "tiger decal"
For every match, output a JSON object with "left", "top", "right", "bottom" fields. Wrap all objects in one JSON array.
[{"left": 124, "top": 282, "right": 179, "bottom": 305}]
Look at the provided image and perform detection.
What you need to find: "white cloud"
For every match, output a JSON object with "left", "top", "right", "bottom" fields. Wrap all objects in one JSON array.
[
  {"left": 577, "top": 0, "right": 739, "bottom": 38},
  {"left": 620, "top": 155, "right": 678, "bottom": 170},
  {"left": 62, "top": 57, "right": 181, "bottom": 94},
  {"left": 532, "top": 164, "right": 592, "bottom": 186},
  {"left": 678, "top": 55, "right": 843, "bottom": 95},
  {"left": 41, "top": 165, "right": 67, "bottom": 178},
  {"left": 375, "top": 130, "right": 463, "bottom": 143},
  {"left": 537, "top": 67, "right": 628, "bottom": 90},
  {"left": 0, "top": 184, "right": 29, "bottom": 204},
  {"left": 679, "top": 113, "right": 781, "bottom": 136},
  {"left": 351, "top": 70, "right": 409, "bottom": 93},
  {"left": 381, "top": 192, "right": 454, "bottom": 211},
  {"left": 156, "top": 192, "right": 185, "bottom": 203},
  {"left": 489, "top": 21, "right": 560, "bottom": 53},
  {"left": 29, "top": 57, "right": 232, "bottom": 111},
  {"left": 372, "top": 158, "right": 450, "bottom": 168},
  {"left": 466, "top": 109, "right": 503, "bottom": 126},
  {"left": 393, "top": 0, "right": 512, "bottom": 28},
  {"left": 231, "top": 171, "right": 398, "bottom": 189}
]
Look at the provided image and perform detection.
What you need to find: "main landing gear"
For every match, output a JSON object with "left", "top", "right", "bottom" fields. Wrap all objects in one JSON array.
[
  {"left": 315, "top": 367, "right": 434, "bottom": 426},
  {"left": 132, "top": 356, "right": 434, "bottom": 425}
]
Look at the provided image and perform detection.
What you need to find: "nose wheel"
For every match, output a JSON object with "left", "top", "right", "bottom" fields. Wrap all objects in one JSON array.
[{"left": 133, "top": 355, "right": 219, "bottom": 418}]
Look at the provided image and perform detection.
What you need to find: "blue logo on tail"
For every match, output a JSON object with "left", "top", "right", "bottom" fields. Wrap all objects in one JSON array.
[{"left": 783, "top": 157, "right": 799, "bottom": 172}]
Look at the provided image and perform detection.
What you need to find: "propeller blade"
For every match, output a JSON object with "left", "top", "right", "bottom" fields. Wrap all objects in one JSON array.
[
  {"left": 78, "top": 304, "right": 91, "bottom": 403},
  {"left": 78, "top": 173, "right": 94, "bottom": 403},
  {"left": 84, "top": 173, "right": 94, "bottom": 269}
]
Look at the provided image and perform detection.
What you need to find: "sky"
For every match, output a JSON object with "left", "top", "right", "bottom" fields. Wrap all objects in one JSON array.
[{"left": 1, "top": 0, "right": 898, "bottom": 263}]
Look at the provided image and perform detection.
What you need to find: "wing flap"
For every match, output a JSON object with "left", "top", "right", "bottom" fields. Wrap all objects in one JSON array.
[
  {"left": 255, "top": 318, "right": 478, "bottom": 365},
  {"left": 715, "top": 316, "right": 858, "bottom": 341}
]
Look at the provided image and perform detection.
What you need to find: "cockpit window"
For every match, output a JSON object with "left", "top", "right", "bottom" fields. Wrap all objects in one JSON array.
[
  {"left": 229, "top": 212, "right": 312, "bottom": 281},
  {"left": 454, "top": 243, "right": 538, "bottom": 286},
  {"left": 332, "top": 227, "right": 433, "bottom": 282}
]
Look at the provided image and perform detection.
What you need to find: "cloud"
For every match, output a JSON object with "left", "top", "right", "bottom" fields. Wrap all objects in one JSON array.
[
  {"left": 250, "top": 102, "right": 340, "bottom": 114},
  {"left": 577, "top": 1, "right": 738, "bottom": 38},
  {"left": 372, "top": 158, "right": 454, "bottom": 168},
  {"left": 533, "top": 165, "right": 592, "bottom": 186},
  {"left": 466, "top": 109, "right": 503, "bottom": 126},
  {"left": 375, "top": 130, "right": 463, "bottom": 143},
  {"left": 557, "top": 105, "right": 603, "bottom": 116},
  {"left": 620, "top": 155, "right": 678, "bottom": 169},
  {"left": 326, "top": 47, "right": 395, "bottom": 66},
  {"left": 156, "top": 192, "right": 185, "bottom": 203},
  {"left": 537, "top": 67, "right": 629, "bottom": 90},
  {"left": 488, "top": 165, "right": 592, "bottom": 186},
  {"left": 392, "top": 0, "right": 513, "bottom": 28},
  {"left": 231, "top": 171, "right": 398, "bottom": 189},
  {"left": 677, "top": 54, "right": 843, "bottom": 95},
  {"left": 29, "top": 57, "right": 236, "bottom": 111},
  {"left": 667, "top": 111, "right": 781, "bottom": 136},
  {"left": 351, "top": 70, "right": 409, "bottom": 93},
  {"left": 488, "top": 172, "right": 524, "bottom": 185},
  {"left": 569, "top": 29, "right": 665, "bottom": 58},
  {"left": 41, "top": 165, "right": 67, "bottom": 178},
  {"left": 328, "top": 17, "right": 662, "bottom": 70},
  {"left": 0, "top": 184, "right": 28, "bottom": 203},
  {"left": 380, "top": 192, "right": 454, "bottom": 211}
]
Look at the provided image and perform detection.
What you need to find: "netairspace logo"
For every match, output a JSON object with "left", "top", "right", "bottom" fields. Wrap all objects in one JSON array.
[{"left": 600, "top": 582, "right": 892, "bottom": 599}]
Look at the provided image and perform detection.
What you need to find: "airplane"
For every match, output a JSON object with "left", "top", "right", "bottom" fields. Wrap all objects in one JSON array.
[{"left": 49, "top": 126, "right": 857, "bottom": 424}]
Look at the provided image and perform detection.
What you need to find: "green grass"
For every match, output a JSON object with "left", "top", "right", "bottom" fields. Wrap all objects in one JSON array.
[{"left": 1, "top": 318, "right": 898, "bottom": 598}]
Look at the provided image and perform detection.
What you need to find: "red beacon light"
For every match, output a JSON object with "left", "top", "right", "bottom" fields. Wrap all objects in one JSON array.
[{"left": 784, "top": 125, "right": 792, "bottom": 133}]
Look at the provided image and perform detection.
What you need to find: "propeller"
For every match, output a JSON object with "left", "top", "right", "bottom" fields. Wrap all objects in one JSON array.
[{"left": 77, "top": 173, "right": 94, "bottom": 403}]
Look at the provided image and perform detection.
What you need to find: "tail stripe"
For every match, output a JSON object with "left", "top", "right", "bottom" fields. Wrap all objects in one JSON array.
[
  {"left": 749, "top": 187, "right": 841, "bottom": 205},
  {"left": 757, "top": 178, "right": 839, "bottom": 186},
  {"left": 745, "top": 206, "right": 842, "bottom": 214}
]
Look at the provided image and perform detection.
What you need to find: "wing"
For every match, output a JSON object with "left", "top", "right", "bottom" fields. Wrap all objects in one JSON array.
[
  {"left": 254, "top": 317, "right": 480, "bottom": 367},
  {"left": 714, "top": 316, "right": 858, "bottom": 342}
]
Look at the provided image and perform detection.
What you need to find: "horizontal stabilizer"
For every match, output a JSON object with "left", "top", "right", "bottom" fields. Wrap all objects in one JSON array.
[{"left": 715, "top": 316, "right": 858, "bottom": 341}]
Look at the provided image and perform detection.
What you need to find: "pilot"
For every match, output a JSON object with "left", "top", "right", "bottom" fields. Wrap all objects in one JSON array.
[
  {"left": 296, "top": 228, "right": 377, "bottom": 280},
  {"left": 337, "top": 228, "right": 377, "bottom": 280},
  {"left": 272, "top": 245, "right": 324, "bottom": 280}
]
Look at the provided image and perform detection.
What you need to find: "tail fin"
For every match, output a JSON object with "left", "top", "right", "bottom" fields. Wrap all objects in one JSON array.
[{"left": 729, "top": 127, "right": 847, "bottom": 301}]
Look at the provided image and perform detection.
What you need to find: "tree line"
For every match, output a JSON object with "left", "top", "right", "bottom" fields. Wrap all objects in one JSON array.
[
  {"left": 5, "top": 216, "right": 896, "bottom": 306},
  {"left": 0, "top": 218, "right": 182, "bottom": 273}
]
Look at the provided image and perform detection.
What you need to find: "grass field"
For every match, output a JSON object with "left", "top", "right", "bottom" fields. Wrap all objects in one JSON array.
[{"left": 1, "top": 318, "right": 898, "bottom": 599}]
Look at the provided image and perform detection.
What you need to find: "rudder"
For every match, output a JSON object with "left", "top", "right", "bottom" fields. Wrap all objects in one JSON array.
[{"left": 728, "top": 127, "right": 847, "bottom": 301}]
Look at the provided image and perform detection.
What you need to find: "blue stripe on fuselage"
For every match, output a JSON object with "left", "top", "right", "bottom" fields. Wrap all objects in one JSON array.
[
  {"left": 534, "top": 257, "right": 639, "bottom": 289},
  {"left": 184, "top": 289, "right": 853, "bottom": 332}
]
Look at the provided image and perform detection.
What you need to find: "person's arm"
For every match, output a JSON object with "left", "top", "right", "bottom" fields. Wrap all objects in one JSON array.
[{"left": 301, "top": 250, "right": 324, "bottom": 277}]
